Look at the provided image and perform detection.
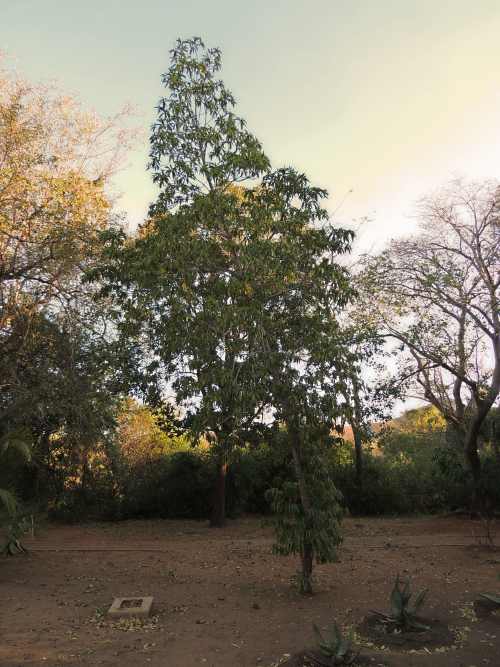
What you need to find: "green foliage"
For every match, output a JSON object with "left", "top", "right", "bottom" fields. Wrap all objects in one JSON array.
[
  {"left": 395, "top": 406, "right": 447, "bottom": 433},
  {"left": 95, "top": 38, "right": 355, "bottom": 537},
  {"left": 122, "top": 450, "right": 214, "bottom": 520},
  {"left": 226, "top": 439, "right": 290, "bottom": 516},
  {"left": 0, "top": 488, "right": 17, "bottom": 518},
  {"left": 1, "top": 513, "right": 29, "bottom": 556},
  {"left": 149, "top": 36, "right": 269, "bottom": 212},
  {"left": 0, "top": 430, "right": 32, "bottom": 519},
  {"left": 373, "top": 576, "right": 429, "bottom": 632},
  {"left": 0, "top": 310, "right": 126, "bottom": 513},
  {"left": 48, "top": 442, "right": 122, "bottom": 523},
  {"left": 333, "top": 406, "right": 500, "bottom": 516},
  {"left": 266, "top": 476, "right": 342, "bottom": 563},
  {"left": 312, "top": 621, "right": 356, "bottom": 665},
  {"left": 0, "top": 429, "right": 31, "bottom": 554},
  {"left": 7, "top": 403, "right": 499, "bottom": 524},
  {"left": 116, "top": 398, "right": 189, "bottom": 463},
  {"left": 41, "top": 409, "right": 500, "bottom": 523},
  {"left": 93, "top": 38, "right": 277, "bottom": 528},
  {"left": 43, "top": 430, "right": 286, "bottom": 523},
  {"left": 1, "top": 63, "right": 132, "bottom": 529},
  {"left": 266, "top": 433, "right": 343, "bottom": 586},
  {"left": 0, "top": 431, "right": 32, "bottom": 463}
]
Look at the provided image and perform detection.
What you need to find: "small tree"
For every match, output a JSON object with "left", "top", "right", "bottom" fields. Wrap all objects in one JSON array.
[
  {"left": 241, "top": 167, "right": 354, "bottom": 593},
  {"left": 267, "top": 426, "right": 343, "bottom": 594},
  {"left": 341, "top": 321, "right": 400, "bottom": 489}
]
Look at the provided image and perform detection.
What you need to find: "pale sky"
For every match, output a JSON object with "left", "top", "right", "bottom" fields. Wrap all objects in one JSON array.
[{"left": 3, "top": 0, "right": 500, "bottom": 248}]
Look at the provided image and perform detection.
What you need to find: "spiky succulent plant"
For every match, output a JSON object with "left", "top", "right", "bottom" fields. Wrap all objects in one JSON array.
[
  {"left": 479, "top": 573, "right": 500, "bottom": 606},
  {"left": 1, "top": 435, "right": 31, "bottom": 555},
  {"left": 479, "top": 592, "right": 500, "bottom": 606},
  {"left": 372, "top": 575, "right": 429, "bottom": 632},
  {"left": 1, "top": 514, "right": 29, "bottom": 556},
  {"left": 312, "top": 621, "right": 357, "bottom": 665}
]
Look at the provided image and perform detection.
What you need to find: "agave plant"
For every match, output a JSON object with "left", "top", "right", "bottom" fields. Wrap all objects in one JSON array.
[
  {"left": 312, "top": 621, "right": 357, "bottom": 665},
  {"left": 479, "top": 593, "right": 500, "bottom": 606},
  {"left": 1, "top": 514, "right": 29, "bottom": 555},
  {"left": 0, "top": 487, "right": 18, "bottom": 517},
  {"left": 0, "top": 433, "right": 31, "bottom": 555},
  {"left": 479, "top": 572, "right": 500, "bottom": 606},
  {"left": 372, "top": 575, "right": 429, "bottom": 632},
  {"left": 0, "top": 485, "right": 29, "bottom": 556}
]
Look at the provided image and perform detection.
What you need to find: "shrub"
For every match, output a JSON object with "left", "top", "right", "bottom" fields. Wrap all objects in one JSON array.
[
  {"left": 16, "top": 417, "right": 500, "bottom": 522},
  {"left": 372, "top": 576, "right": 429, "bottom": 632}
]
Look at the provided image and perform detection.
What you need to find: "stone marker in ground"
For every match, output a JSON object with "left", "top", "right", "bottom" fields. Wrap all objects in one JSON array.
[{"left": 107, "top": 597, "right": 154, "bottom": 619}]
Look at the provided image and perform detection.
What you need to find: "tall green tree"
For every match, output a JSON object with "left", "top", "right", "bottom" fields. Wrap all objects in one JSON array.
[
  {"left": 96, "top": 38, "right": 356, "bottom": 543},
  {"left": 97, "top": 37, "right": 271, "bottom": 526}
]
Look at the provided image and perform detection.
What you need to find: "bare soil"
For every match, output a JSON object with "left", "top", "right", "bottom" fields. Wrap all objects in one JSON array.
[
  {"left": 1, "top": 516, "right": 499, "bottom": 667},
  {"left": 356, "top": 614, "right": 455, "bottom": 651}
]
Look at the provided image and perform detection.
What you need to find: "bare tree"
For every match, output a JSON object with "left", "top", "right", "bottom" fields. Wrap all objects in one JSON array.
[{"left": 362, "top": 179, "right": 499, "bottom": 506}]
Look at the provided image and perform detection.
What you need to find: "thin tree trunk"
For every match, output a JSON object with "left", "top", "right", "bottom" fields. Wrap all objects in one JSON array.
[
  {"left": 301, "top": 542, "right": 314, "bottom": 595},
  {"left": 353, "top": 426, "right": 363, "bottom": 489},
  {"left": 80, "top": 449, "right": 90, "bottom": 504},
  {"left": 290, "top": 424, "right": 314, "bottom": 595},
  {"left": 210, "top": 458, "right": 227, "bottom": 527},
  {"left": 492, "top": 417, "right": 500, "bottom": 458},
  {"left": 350, "top": 372, "right": 364, "bottom": 488}
]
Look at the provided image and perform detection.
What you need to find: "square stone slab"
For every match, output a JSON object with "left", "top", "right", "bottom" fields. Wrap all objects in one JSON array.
[{"left": 108, "top": 596, "right": 154, "bottom": 619}]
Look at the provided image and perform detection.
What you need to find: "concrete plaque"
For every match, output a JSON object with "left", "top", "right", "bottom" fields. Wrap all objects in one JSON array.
[{"left": 107, "top": 596, "right": 154, "bottom": 618}]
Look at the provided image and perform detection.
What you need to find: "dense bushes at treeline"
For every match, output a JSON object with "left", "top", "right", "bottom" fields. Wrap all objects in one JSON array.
[{"left": 3, "top": 404, "right": 498, "bottom": 522}]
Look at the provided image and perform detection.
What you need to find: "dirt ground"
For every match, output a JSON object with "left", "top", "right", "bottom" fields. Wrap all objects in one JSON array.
[{"left": 1, "top": 516, "right": 499, "bottom": 667}]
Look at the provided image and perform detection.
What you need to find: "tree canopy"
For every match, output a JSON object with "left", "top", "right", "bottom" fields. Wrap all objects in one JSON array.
[{"left": 96, "top": 38, "right": 356, "bottom": 590}]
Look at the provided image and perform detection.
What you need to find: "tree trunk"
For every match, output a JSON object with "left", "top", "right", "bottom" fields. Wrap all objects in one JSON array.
[
  {"left": 290, "top": 424, "right": 315, "bottom": 595},
  {"left": 301, "top": 541, "right": 314, "bottom": 595},
  {"left": 465, "top": 335, "right": 500, "bottom": 512},
  {"left": 353, "top": 425, "right": 363, "bottom": 489},
  {"left": 492, "top": 418, "right": 500, "bottom": 459},
  {"left": 80, "top": 449, "right": 90, "bottom": 504},
  {"left": 210, "top": 459, "right": 228, "bottom": 527},
  {"left": 350, "top": 372, "right": 364, "bottom": 489},
  {"left": 464, "top": 423, "right": 483, "bottom": 514}
]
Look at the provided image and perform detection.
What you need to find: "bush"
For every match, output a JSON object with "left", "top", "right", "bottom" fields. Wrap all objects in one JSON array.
[
  {"left": 226, "top": 441, "right": 291, "bottom": 517},
  {"left": 119, "top": 451, "right": 209, "bottom": 519},
  {"left": 19, "top": 419, "right": 500, "bottom": 522},
  {"left": 156, "top": 451, "right": 214, "bottom": 519}
]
